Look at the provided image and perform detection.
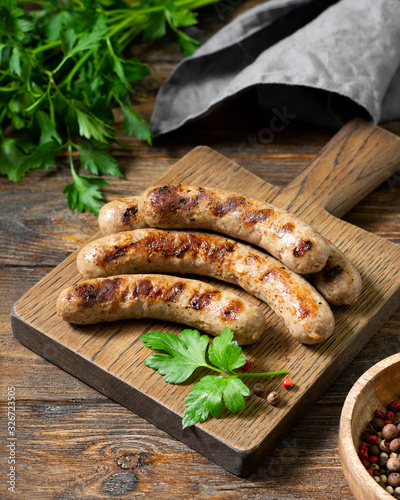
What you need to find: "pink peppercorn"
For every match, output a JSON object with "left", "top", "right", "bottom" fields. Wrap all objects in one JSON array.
[
  {"left": 369, "top": 455, "right": 379, "bottom": 464},
  {"left": 375, "top": 409, "right": 385, "bottom": 419},
  {"left": 385, "top": 411, "right": 395, "bottom": 421},
  {"left": 365, "top": 435, "right": 379, "bottom": 444},
  {"left": 366, "top": 467, "right": 374, "bottom": 476},
  {"left": 242, "top": 360, "right": 253, "bottom": 371},
  {"left": 282, "top": 378, "right": 293, "bottom": 390}
]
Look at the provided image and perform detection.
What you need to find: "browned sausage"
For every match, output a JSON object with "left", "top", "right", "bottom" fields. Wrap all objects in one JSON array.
[
  {"left": 77, "top": 229, "right": 335, "bottom": 344},
  {"left": 56, "top": 274, "right": 266, "bottom": 345},
  {"left": 310, "top": 241, "right": 362, "bottom": 305},
  {"left": 98, "top": 184, "right": 330, "bottom": 274}
]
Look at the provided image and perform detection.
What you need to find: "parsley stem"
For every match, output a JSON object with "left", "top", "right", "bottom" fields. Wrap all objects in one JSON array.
[
  {"left": 236, "top": 370, "right": 287, "bottom": 378},
  {"left": 120, "top": 27, "right": 142, "bottom": 49},
  {"left": 64, "top": 51, "right": 92, "bottom": 91},
  {"left": 203, "top": 364, "right": 231, "bottom": 375},
  {"left": 18, "top": 0, "right": 45, "bottom": 4},
  {"left": 49, "top": 75, "right": 71, "bottom": 109},
  {"left": 31, "top": 0, "right": 220, "bottom": 57},
  {"left": 67, "top": 142, "right": 77, "bottom": 178},
  {"left": 32, "top": 40, "right": 61, "bottom": 55},
  {"left": 0, "top": 106, "right": 7, "bottom": 126}
]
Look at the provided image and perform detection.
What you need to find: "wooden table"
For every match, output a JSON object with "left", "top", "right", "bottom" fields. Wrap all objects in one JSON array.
[{"left": 1, "top": 2, "right": 400, "bottom": 498}]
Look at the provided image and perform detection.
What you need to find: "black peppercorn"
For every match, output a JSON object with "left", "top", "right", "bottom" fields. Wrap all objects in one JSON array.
[
  {"left": 371, "top": 418, "right": 385, "bottom": 431},
  {"left": 379, "top": 456, "right": 389, "bottom": 468},
  {"left": 369, "top": 444, "right": 380, "bottom": 456},
  {"left": 252, "top": 383, "right": 265, "bottom": 397}
]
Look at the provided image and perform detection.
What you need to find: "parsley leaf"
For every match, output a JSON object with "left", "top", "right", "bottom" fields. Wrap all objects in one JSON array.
[
  {"left": 119, "top": 100, "right": 152, "bottom": 145},
  {"left": 37, "top": 111, "right": 62, "bottom": 145},
  {"left": 76, "top": 141, "right": 123, "bottom": 178},
  {"left": 142, "top": 328, "right": 287, "bottom": 427},
  {"left": 75, "top": 109, "right": 113, "bottom": 143},
  {"left": 208, "top": 327, "right": 246, "bottom": 372},
  {"left": 143, "top": 13, "right": 166, "bottom": 40},
  {"left": 9, "top": 47, "right": 21, "bottom": 76},
  {"left": 141, "top": 329, "right": 209, "bottom": 383},
  {"left": 124, "top": 58, "right": 150, "bottom": 84},
  {"left": 165, "top": 5, "right": 200, "bottom": 56},
  {"left": 13, "top": 141, "right": 61, "bottom": 183},
  {"left": 63, "top": 172, "right": 108, "bottom": 215},
  {"left": 182, "top": 375, "right": 249, "bottom": 428},
  {"left": 0, "top": 138, "right": 27, "bottom": 180},
  {"left": 60, "top": 16, "right": 108, "bottom": 65},
  {"left": 46, "top": 12, "right": 64, "bottom": 42},
  {"left": 60, "top": 29, "right": 77, "bottom": 57},
  {"left": 176, "top": 30, "right": 200, "bottom": 57}
]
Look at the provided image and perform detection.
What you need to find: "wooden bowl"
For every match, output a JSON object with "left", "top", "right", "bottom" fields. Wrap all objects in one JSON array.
[{"left": 339, "top": 353, "right": 400, "bottom": 499}]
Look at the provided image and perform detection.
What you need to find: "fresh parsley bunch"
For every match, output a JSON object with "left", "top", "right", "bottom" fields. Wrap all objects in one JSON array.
[
  {"left": 141, "top": 327, "right": 287, "bottom": 428},
  {"left": 0, "top": 0, "right": 216, "bottom": 214}
]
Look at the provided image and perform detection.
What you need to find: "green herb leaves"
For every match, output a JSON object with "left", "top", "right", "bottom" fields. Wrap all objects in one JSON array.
[
  {"left": 208, "top": 328, "right": 246, "bottom": 372},
  {"left": 0, "top": 0, "right": 216, "bottom": 214},
  {"left": 182, "top": 375, "right": 249, "bottom": 428},
  {"left": 142, "top": 329, "right": 209, "bottom": 383},
  {"left": 63, "top": 174, "right": 108, "bottom": 214},
  {"left": 77, "top": 142, "right": 122, "bottom": 178},
  {"left": 141, "top": 328, "right": 287, "bottom": 428}
]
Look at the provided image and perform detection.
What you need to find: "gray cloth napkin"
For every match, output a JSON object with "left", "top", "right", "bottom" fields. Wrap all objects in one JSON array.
[{"left": 150, "top": 0, "right": 400, "bottom": 135}]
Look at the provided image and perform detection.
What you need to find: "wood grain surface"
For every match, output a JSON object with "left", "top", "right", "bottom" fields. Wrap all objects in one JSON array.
[
  {"left": 10, "top": 118, "right": 400, "bottom": 478},
  {"left": 1, "top": 1, "right": 400, "bottom": 497}
]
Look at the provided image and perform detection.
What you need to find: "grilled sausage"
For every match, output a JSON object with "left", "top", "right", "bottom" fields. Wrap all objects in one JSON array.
[
  {"left": 310, "top": 241, "right": 362, "bottom": 306},
  {"left": 77, "top": 229, "right": 335, "bottom": 344},
  {"left": 98, "top": 184, "right": 330, "bottom": 274},
  {"left": 56, "top": 274, "right": 266, "bottom": 345}
]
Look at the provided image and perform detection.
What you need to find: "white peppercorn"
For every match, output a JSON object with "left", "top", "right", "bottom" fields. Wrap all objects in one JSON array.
[
  {"left": 383, "top": 424, "right": 399, "bottom": 441},
  {"left": 388, "top": 473, "right": 400, "bottom": 488},
  {"left": 388, "top": 458, "right": 400, "bottom": 472},
  {"left": 380, "top": 440, "right": 391, "bottom": 453}
]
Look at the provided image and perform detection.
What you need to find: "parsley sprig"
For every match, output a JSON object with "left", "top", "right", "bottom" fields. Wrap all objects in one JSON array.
[
  {"left": 0, "top": 0, "right": 218, "bottom": 214},
  {"left": 141, "top": 328, "right": 287, "bottom": 428}
]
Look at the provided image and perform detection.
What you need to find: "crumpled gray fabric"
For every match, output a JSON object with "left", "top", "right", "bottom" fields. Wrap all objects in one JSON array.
[{"left": 150, "top": 0, "right": 400, "bottom": 135}]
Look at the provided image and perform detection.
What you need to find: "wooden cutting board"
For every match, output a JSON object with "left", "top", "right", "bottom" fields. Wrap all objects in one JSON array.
[{"left": 11, "top": 119, "right": 400, "bottom": 476}]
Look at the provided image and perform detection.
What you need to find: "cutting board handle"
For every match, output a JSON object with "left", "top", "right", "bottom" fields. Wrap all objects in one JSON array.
[{"left": 277, "top": 119, "right": 400, "bottom": 218}]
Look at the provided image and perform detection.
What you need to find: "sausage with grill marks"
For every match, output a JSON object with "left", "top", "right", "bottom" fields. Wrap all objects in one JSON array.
[
  {"left": 98, "top": 184, "right": 330, "bottom": 274},
  {"left": 56, "top": 274, "right": 266, "bottom": 345},
  {"left": 310, "top": 241, "right": 362, "bottom": 306},
  {"left": 77, "top": 229, "right": 335, "bottom": 344}
]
